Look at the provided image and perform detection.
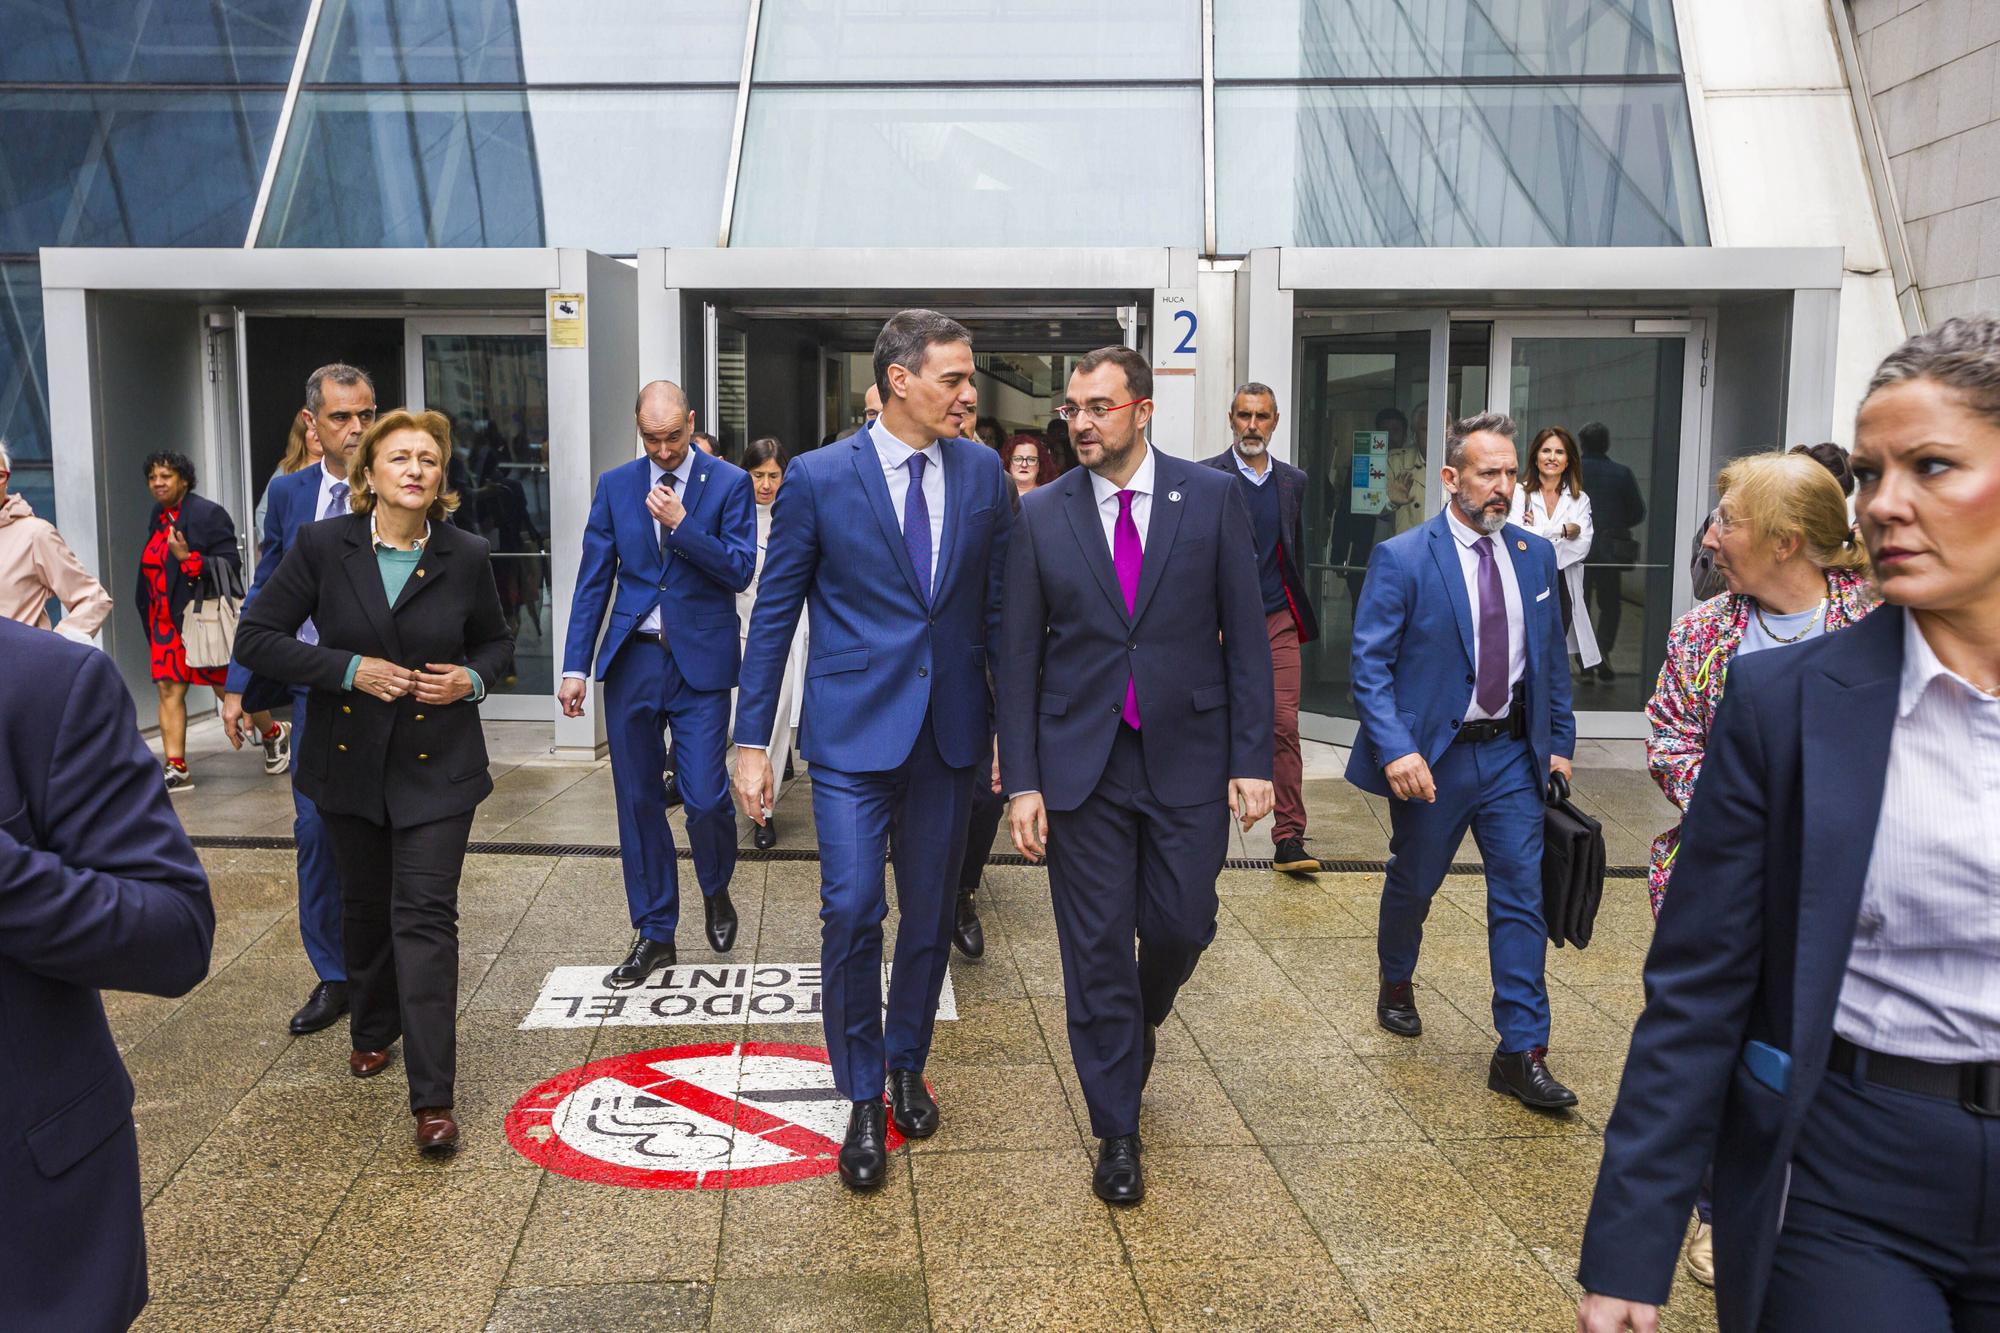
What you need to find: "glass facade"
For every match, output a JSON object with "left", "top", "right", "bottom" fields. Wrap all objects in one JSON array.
[
  {"left": 0, "top": 0, "right": 310, "bottom": 83},
  {"left": 1213, "top": 0, "right": 1682, "bottom": 78}
]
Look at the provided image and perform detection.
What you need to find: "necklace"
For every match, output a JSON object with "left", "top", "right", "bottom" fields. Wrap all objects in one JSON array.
[{"left": 1752, "top": 598, "right": 1825, "bottom": 644}]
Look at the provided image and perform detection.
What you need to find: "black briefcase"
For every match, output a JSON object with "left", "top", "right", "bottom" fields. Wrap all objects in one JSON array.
[{"left": 1541, "top": 773, "right": 1605, "bottom": 949}]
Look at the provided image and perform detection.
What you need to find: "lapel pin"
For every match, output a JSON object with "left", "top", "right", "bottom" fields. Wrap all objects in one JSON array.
[
  {"left": 416, "top": 568, "right": 427, "bottom": 577},
  {"left": 1516, "top": 540, "right": 1527, "bottom": 551},
  {"left": 1168, "top": 490, "right": 1181, "bottom": 503}
]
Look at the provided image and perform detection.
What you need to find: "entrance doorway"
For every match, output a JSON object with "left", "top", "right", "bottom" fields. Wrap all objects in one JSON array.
[{"left": 242, "top": 315, "right": 406, "bottom": 531}]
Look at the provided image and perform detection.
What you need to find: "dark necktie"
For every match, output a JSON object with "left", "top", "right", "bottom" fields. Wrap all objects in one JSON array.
[
  {"left": 1114, "top": 490, "right": 1142, "bottom": 728},
  {"left": 903, "top": 452, "right": 931, "bottom": 604},
  {"left": 323, "top": 480, "right": 349, "bottom": 521},
  {"left": 656, "top": 472, "right": 676, "bottom": 563},
  {"left": 1473, "top": 535, "right": 1509, "bottom": 715}
]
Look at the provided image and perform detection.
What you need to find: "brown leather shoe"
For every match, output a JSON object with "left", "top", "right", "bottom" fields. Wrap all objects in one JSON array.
[
  {"left": 349, "top": 1048, "right": 391, "bottom": 1078},
  {"left": 414, "top": 1107, "right": 459, "bottom": 1153}
]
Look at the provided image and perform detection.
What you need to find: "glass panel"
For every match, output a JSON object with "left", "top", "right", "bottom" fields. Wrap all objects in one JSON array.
[
  {"left": 307, "top": 0, "right": 524, "bottom": 83},
  {"left": 1215, "top": 0, "right": 1681, "bottom": 78},
  {"left": 517, "top": 0, "right": 749, "bottom": 83},
  {"left": 0, "top": 91, "right": 281, "bottom": 251},
  {"left": 754, "top": 0, "right": 1200, "bottom": 81},
  {"left": 1215, "top": 83, "right": 1707, "bottom": 249},
  {"left": 714, "top": 326, "right": 748, "bottom": 461},
  {"left": 0, "top": 0, "right": 310, "bottom": 83},
  {"left": 1506, "top": 334, "right": 1684, "bottom": 712},
  {"left": 258, "top": 90, "right": 542, "bottom": 247},
  {"left": 1296, "top": 326, "right": 1432, "bottom": 722},
  {"left": 424, "top": 333, "right": 552, "bottom": 696},
  {"left": 0, "top": 263, "right": 53, "bottom": 524},
  {"left": 732, "top": 88, "right": 1202, "bottom": 246},
  {"left": 526, "top": 90, "right": 734, "bottom": 250}
]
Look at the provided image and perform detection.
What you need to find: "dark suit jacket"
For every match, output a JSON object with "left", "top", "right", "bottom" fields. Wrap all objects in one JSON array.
[
  {"left": 1199, "top": 448, "right": 1321, "bottom": 643},
  {"left": 997, "top": 448, "right": 1274, "bottom": 811},
  {"left": 737, "top": 428, "right": 1011, "bottom": 772},
  {"left": 0, "top": 619, "right": 214, "bottom": 1332},
  {"left": 136, "top": 490, "right": 240, "bottom": 647},
  {"left": 1344, "top": 512, "right": 1575, "bottom": 796},
  {"left": 234, "top": 514, "right": 514, "bottom": 827},
  {"left": 226, "top": 461, "right": 326, "bottom": 698},
  {"left": 1578, "top": 605, "right": 1909, "bottom": 1331},
  {"left": 562, "top": 453, "right": 757, "bottom": 690}
]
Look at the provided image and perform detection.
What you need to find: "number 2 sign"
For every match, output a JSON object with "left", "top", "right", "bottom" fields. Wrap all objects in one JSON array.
[{"left": 1151, "top": 288, "right": 1197, "bottom": 375}]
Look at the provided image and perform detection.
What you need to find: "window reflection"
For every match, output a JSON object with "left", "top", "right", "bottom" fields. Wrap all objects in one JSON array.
[
  {"left": 0, "top": 0, "right": 310, "bottom": 83},
  {"left": 753, "top": 0, "right": 1200, "bottom": 81},
  {"left": 1216, "top": 83, "right": 1706, "bottom": 249},
  {"left": 308, "top": 0, "right": 525, "bottom": 83},
  {"left": 1, "top": 262, "right": 53, "bottom": 522},
  {"left": 1213, "top": 0, "right": 1682, "bottom": 78},
  {"left": 525, "top": 90, "right": 735, "bottom": 249}
]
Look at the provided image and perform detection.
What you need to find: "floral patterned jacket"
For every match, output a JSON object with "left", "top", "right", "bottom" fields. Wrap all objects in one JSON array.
[{"left": 1644, "top": 567, "right": 1878, "bottom": 913}]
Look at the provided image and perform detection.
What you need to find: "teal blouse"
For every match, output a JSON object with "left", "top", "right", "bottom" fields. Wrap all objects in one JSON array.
[{"left": 337, "top": 529, "right": 484, "bottom": 700}]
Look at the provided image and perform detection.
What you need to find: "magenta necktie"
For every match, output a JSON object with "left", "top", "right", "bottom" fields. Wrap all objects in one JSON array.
[
  {"left": 1115, "top": 490, "right": 1143, "bottom": 729},
  {"left": 1473, "top": 535, "right": 1509, "bottom": 715}
]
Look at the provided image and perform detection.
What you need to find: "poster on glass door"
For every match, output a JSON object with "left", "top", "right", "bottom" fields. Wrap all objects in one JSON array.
[{"left": 1351, "top": 430, "right": 1389, "bottom": 516}]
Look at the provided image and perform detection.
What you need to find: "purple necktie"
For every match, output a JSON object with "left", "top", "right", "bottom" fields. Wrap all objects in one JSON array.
[
  {"left": 1115, "top": 490, "right": 1142, "bottom": 729},
  {"left": 1473, "top": 535, "right": 1509, "bottom": 715}
]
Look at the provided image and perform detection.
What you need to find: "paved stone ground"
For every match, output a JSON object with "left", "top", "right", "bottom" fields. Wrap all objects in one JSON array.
[{"left": 122, "top": 724, "right": 1716, "bottom": 1332}]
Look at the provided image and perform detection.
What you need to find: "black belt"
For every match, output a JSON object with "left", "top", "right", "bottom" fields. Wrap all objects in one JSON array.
[
  {"left": 1453, "top": 713, "right": 1525, "bottom": 745},
  {"left": 1830, "top": 1036, "right": 2000, "bottom": 1116},
  {"left": 631, "top": 630, "right": 664, "bottom": 646}
]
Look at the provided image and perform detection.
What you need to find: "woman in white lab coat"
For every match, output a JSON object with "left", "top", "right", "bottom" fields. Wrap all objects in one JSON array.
[
  {"left": 1510, "top": 425, "right": 1603, "bottom": 671},
  {"left": 734, "top": 436, "right": 808, "bottom": 850}
]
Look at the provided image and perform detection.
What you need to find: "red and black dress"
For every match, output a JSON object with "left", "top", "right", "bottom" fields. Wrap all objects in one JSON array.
[{"left": 140, "top": 506, "right": 227, "bottom": 686}]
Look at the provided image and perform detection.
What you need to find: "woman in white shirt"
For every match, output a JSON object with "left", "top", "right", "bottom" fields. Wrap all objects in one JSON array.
[
  {"left": 734, "top": 436, "right": 807, "bottom": 850},
  {"left": 1509, "top": 425, "right": 1603, "bottom": 671}
]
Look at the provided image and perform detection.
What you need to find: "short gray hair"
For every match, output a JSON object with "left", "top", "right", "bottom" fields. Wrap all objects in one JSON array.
[
  {"left": 874, "top": 309, "right": 972, "bottom": 400},
  {"left": 1232, "top": 381, "right": 1276, "bottom": 405},
  {"left": 1446, "top": 410, "right": 1516, "bottom": 469},
  {"left": 305, "top": 362, "right": 375, "bottom": 414},
  {"left": 1866, "top": 315, "right": 2000, "bottom": 427}
]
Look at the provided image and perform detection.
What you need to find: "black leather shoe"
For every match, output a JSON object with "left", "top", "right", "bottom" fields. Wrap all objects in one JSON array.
[
  {"left": 1141, "top": 1023, "right": 1158, "bottom": 1088},
  {"left": 289, "top": 981, "right": 349, "bottom": 1035},
  {"left": 703, "top": 891, "right": 738, "bottom": 953},
  {"left": 951, "top": 889, "right": 985, "bottom": 959},
  {"left": 1272, "top": 837, "right": 1322, "bottom": 875},
  {"left": 663, "top": 767, "right": 683, "bottom": 808},
  {"left": 887, "top": 1068, "right": 939, "bottom": 1139},
  {"left": 605, "top": 935, "right": 675, "bottom": 988},
  {"left": 753, "top": 819, "right": 777, "bottom": 851},
  {"left": 1488, "top": 1045, "right": 1579, "bottom": 1110},
  {"left": 1092, "top": 1133, "right": 1144, "bottom": 1205},
  {"left": 1376, "top": 975, "right": 1422, "bottom": 1037},
  {"left": 839, "top": 1099, "right": 890, "bottom": 1190}
]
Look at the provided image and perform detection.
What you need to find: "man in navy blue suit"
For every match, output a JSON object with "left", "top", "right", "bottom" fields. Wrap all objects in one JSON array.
[
  {"left": 562, "top": 381, "right": 756, "bottom": 985},
  {"left": 1347, "top": 410, "right": 1578, "bottom": 1109},
  {"left": 734, "top": 310, "right": 1011, "bottom": 1192},
  {"left": 0, "top": 618, "right": 214, "bottom": 1331},
  {"left": 999, "top": 346, "right": 1274, "bottom": 1204},
  {"left": 221, "top": 362, "right": 376, "bottom": 1036}
]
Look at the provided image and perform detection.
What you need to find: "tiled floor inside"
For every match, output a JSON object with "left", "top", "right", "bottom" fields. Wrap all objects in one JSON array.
[{"left": 124, "top": 725, "right": 1715, "bottom": 1331}]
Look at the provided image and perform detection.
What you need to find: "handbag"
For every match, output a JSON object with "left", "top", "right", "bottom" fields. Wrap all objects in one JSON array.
[
  {"left": 1540, "top": 772, "right": 1606, "bottom": 949},
  {"left": 180, "top": 561, "right": 245, "bottom": 671}
]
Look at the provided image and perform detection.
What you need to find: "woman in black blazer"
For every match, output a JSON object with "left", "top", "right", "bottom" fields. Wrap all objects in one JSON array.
[{"left": 236, "top": 409, "right": 513, "bottom": 1154}]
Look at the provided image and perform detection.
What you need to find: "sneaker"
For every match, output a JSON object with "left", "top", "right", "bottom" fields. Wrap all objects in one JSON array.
[
  {"left": 1272, "top": 837, "right": 1322, "bottom": 875},
  {"left": 1683, "top": 1219, "right": 1715, "bottom": 1287},
  {"left": 261, "top": 721, "right": 293, "bottom": 776},
  {"left": 163, "top": 763, "right": 194, "bottom": 793}
]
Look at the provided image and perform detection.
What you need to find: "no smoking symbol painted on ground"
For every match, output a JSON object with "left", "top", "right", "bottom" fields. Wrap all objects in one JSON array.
[{"left": 506, "top": 1041, "right": 907, "bottom": 1189}]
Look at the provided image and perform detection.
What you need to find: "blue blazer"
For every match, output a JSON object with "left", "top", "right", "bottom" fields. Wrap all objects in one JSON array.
[
  {"left": 1345, "top": 510, "right": 1575, "bottom": 794},
  {"left": 0, "top": 620, "right": 214, "bottom": 1331},
  {"left": 997, "top": 449, "right": 1274, "bottom": 811},
  {"left": 562, "top": 454, "right": 757, "bottom": 692},
  {"left": 736, "top": 427, "right": 1011, "bottom": 773},
  {"left": 224, "top": 463, "right": 326, "bottom": 697},
  {"left": 1579, "top": 605, "right": 1906, "bottom": 1331}
]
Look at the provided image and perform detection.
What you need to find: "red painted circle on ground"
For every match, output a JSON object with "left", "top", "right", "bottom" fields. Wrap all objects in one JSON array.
[{"left": 506, "top": 1041, "right": 904, "bottom": 1189}]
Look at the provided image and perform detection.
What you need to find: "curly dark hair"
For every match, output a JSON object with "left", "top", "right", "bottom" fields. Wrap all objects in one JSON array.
[{"left": 142, "top": 451, "right": 196, "bottom": 489}]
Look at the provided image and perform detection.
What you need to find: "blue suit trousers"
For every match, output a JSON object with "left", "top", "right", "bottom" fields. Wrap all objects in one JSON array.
[
  {"left": 1378, "top": 733, "right": 1549, "bottom": 1051},
  {"left": 291, "top": 686, "right": 345, "bottom": 983},
  {"left": 604, "top": 640, "right": 736, "bottom": 941},
  {"left": 810, "top": 708, "right": 972, "bottom": 1102}
]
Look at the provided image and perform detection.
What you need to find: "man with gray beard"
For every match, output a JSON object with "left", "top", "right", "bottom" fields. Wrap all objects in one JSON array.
[{"left": 1345, "top": 411, "right": 1580, "bottom": 1110}]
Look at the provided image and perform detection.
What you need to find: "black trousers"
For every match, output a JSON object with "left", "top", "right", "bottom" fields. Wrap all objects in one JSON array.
[
  {"left": 320, "top": 808, "right": 474, "bottom": 1112},
  {"left": 1044, "top": 725, "right": 1227, "bottom": 1139},
  {"left": 959, "top": 785, "right": 1006, "bottom": 892},
  {"left": 1759, "top": 1058, "right": 2000, "bottom": 1330}
]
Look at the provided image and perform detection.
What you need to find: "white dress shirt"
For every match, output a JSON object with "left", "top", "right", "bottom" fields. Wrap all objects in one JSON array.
[
  {"left": 869, "top": 419, "right": 947, "bottom": 595},
  {"left": 1445, "top": 505, "right": 1527, "bottom": 722},
  {"left": 296, "top": 459, "right": 351, "bottom": 647},
  {"left": 1833, "top": 612, "right": 2000, "bottom": 1060},
  {"left": 640, "top": 451, "right": 695, "bottom": 635},
  {"left": 1087, "top": 443, "right": 1156, "bottom": 554}
]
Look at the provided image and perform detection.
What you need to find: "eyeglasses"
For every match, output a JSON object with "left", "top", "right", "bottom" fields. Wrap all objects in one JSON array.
[
  {"left": 1055, "top": 399, "right": 1145, "bottom": 424},
  {"left": 1009, "top": 454, "right": 1039, "bottom": 466}
]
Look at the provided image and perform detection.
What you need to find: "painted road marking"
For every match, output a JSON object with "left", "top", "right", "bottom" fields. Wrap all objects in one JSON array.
[
  {"left": 506, "top": 1042, "right": 908, "bottom": 1188},
  {"left": 519, "top": 961, "right": 958, "bottom": 1030}
]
